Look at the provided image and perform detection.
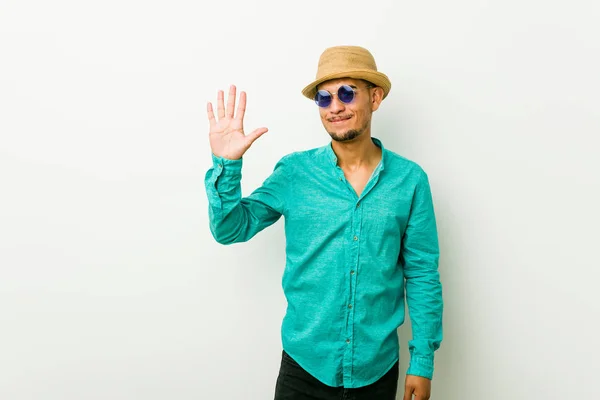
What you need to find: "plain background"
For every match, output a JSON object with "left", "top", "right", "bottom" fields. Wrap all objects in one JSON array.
[{"left": 1, "top": 0, "right": 599, "bottom": 399}]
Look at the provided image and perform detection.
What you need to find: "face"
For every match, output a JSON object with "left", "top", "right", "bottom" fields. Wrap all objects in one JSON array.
[{"left": 315, "top": 78, "right": 383, "bottom": 143}]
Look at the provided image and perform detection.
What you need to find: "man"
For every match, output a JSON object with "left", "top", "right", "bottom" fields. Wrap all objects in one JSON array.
[{"left": 204, "top": 46, "right": 443, "bottom": 400}]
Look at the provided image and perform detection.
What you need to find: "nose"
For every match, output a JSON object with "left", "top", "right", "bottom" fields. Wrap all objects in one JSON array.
[{"left": 328, "top": 94, "right": 346, "bottom": 113}]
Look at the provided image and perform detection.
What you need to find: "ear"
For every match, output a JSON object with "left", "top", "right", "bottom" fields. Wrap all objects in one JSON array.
[{"left": 370, "top": 87, "right": 384, "bottom": 112}]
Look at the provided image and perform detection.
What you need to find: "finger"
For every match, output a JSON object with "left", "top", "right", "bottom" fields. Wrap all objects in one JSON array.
[
  {"left": 217, "top": 90, "right": 225, "bottom": 119},
  {"left": 226, "top": 85, "right": 236, "bottom": 118},
  {"left": 245, "top": 127, "right": 268, "bottom": 146},
  {"left": 236, "top": 91, "right": 247, "bottom": 122},
  {"left": 207, "top": 102, "right": 216, "bottom": 128},
  {"left": 403, "top": 385, "right": 413, "bottom": 400}
]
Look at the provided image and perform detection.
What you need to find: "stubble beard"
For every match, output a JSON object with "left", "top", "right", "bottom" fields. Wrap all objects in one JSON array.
[{"left": 328, "top": 118, "right": 370, "bottom": 143}]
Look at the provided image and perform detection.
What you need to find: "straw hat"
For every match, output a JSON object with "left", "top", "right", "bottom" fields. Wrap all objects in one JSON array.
[{"left": 301, "top": 45, "right": 392, "bottom": 100}]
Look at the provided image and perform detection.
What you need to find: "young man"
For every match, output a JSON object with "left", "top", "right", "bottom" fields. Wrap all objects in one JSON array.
[{"left": 205, "top": 46, "right": 443, "bottom": 400}]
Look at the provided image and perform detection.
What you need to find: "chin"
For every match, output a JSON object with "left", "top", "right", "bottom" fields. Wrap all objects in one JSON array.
[{"left": 328, "top": 129, "right": 362, "bottom": 142}]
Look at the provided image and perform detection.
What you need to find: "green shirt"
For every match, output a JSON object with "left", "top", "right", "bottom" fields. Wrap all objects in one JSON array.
[{"left": 204, "top": 136, "right": 443, "bottom": 388}]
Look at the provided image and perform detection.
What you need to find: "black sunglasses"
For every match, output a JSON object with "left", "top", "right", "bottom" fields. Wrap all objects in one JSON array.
[{"left": 314, "top": 84, "right": 374, "bottom": 108}]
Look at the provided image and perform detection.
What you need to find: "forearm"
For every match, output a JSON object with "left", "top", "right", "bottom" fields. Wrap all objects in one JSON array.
[
  {"left": 404, "top": 270, "right": 443, "bottom": 379},
  {"left": 204, "top": 153, "right": 286, "bottom": 244},
  {"left": 205, "top": 154, "right": 261, "bottom": 244}
]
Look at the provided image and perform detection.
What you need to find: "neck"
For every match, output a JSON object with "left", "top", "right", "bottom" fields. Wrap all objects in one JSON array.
[{"left": 331, "top": 132, "right": 381, "bottom": 172}]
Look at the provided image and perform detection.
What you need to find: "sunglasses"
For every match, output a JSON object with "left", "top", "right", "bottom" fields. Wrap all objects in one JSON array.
[{"left": 314, "top": 84, "right": 373, "bottom": 108}]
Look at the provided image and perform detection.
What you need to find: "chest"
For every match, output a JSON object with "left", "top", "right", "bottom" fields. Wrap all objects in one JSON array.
[{"left": 343, "top": 169, "right": 375, "bottom": 198}]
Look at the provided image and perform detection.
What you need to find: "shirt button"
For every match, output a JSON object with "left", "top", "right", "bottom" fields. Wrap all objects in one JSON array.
[
  {"left": 356, "top": 202, "right": 360, "bottom": 208},
  {"left": 353, "top": 236, "right": 358, "bottom": 241},
  {"left": 348, "top": 304, "right": 352, "bottom": 309},
  {"left": 350, "top": 270, "right": 355, "bottom": 275},
  {"left": 346, "top": 339, "right": 351, "bottom": 343}
]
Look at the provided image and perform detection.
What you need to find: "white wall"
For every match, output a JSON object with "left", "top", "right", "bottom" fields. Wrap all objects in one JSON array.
[{"left": 1, "top": 1, "right": 599, "bottom": 399}]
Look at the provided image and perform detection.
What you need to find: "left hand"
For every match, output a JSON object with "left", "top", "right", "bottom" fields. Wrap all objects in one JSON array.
[{"left": 403, "top": 374, "right": 431, "bottom": 400}]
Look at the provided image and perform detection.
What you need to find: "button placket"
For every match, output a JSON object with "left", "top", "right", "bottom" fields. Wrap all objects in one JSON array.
[{"left": 343, "top": 193, "right": 363, "bottom": 386}]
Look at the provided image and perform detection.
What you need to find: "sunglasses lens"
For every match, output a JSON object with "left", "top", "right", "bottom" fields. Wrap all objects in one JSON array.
[
  {"left": 315, "top": 90, "right": 332, "bottom": 107},
  {"left": 338, "top": 85, "right": 355, "bottom": 104}
]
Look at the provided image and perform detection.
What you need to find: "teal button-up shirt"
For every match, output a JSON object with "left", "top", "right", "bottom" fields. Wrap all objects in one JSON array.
[{"left": 204, "top": 136, "right": 443, "bottom": 388}]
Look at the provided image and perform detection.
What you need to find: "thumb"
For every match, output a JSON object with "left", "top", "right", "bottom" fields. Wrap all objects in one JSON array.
[{"left": 245, "top": 127, "right": 268, "bottom": 146}]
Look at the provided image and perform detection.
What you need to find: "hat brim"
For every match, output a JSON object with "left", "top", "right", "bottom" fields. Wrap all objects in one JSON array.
[{"left": 301, "top": 70, "right": 391, "bottom": 100}]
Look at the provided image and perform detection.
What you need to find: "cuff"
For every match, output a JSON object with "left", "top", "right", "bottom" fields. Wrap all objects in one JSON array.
[
  {"left": 406, "top": 356, "right": 434, "bottom": 380},
  {"left": 211, "top": 153, "right": 242, "bottom": 176}
]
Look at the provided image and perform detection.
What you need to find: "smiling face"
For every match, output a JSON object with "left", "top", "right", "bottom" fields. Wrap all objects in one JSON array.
[{"left": 316, "top": 78, "right": 383, "bottom": 142}]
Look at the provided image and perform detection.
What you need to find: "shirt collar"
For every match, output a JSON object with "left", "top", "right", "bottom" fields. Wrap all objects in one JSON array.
[{"left": 323, "top": 136, "right": 386, "bottom": 173}]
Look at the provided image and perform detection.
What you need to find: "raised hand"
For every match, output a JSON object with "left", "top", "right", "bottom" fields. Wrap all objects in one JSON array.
[{"left": 207, "top": 85, "right": 268, "bottom": 160}]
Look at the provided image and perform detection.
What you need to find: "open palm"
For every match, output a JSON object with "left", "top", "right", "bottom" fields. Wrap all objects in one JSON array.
[{"left": 207, "top": 85, "right": 268, "bottom": 160}]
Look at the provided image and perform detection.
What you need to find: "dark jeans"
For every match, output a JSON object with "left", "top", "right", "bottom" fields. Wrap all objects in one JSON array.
[{"left": 274, "top": 350, "right": 399, "bottom": 400}]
